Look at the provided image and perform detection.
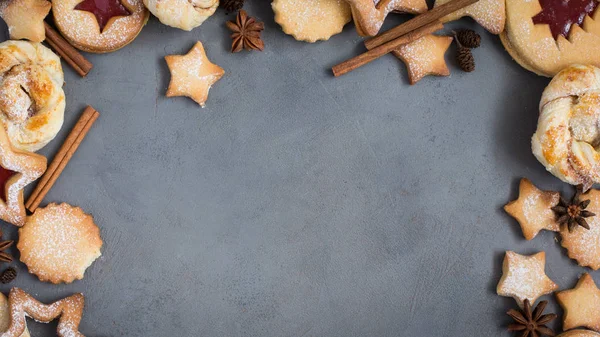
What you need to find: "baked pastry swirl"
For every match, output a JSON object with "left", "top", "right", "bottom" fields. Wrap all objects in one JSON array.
[
  {"left": 0, "top": 41, "right": 65, "bottom": 152},
  {"left": 532, "top": 65, "right": 600, "bottom": 189},
  {"left": 143, "top": 0, "right": 218, "bottom": 31}
]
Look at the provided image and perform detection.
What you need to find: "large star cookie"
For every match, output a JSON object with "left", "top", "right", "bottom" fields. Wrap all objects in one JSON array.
[
  {"left": 0, "top": 293, "right": 28, "bottom": 337},
  {"left": 561, "top": 189, "right": 600, "bottom": 270},
  {"left": 0, "top": 125, "right": 46, "bottom": 227},
  {"left": 504, "top": 178, "right": 560, "bottom": 240},
  {"left": 165, "top": 41, "right": 225, "bottom": 107},
  {"left": 0, "top": 0, "right": 51, "bottom": 42},
  {"left": 497, "top": 251, "right": 559, "bottom": 308},
  {"left": 556, "top": 273, "right": 600, "bottom": 332},
  {"left": 346, "top": 0, "right": 428, "bottom": 36},
  {"left": 1, "top": 288, "right": 84, "bottom": 337},
  {"left": 433, "top": 0, "right": 505, "bottom": 34},
  {"left": 392, "top": 34, "right": 452, "bottom": 85}
]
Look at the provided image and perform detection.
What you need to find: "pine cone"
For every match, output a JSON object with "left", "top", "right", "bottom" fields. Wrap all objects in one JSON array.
[
  {"left": 0, "top": 267, "right": 16, "bottom": 284},
  {"left": 457, "top": 46, "right": 475, "bottom": 72},
  {"left": 220, "top": 0, "right": 244, "bottom": 12},
  {"left": 456, "top": 29, "right": 481, "bottom": 48}
]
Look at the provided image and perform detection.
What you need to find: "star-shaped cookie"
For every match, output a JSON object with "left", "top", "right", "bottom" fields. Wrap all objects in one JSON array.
[
  {"left": 0, "top": 0, "right": 51, "bottom": 42},
  {"left": 347, "top": 0, "right": 428, "bottom": 36},
  {"left": 497, "top": 251, "right": 559, "bottom": 308},
  {"left": 504, "top": 178, "right": 561, "bottom": 240},
  {"left": 433, "top": 0, "right": 505, "bottom": 34},
  {"left": 392, "top": 34, "right": 452, "bottom": 85},
  {"left": 0, "top": 125, "right": 46, "bottom": 227},
  {"left": 165, "top": 41, "right": 225, "bottom": 107},
  {"left": 561, "top": 189, "right": 600, "bottom": 270},
  {"left": 1, "top": 288, "right": 85, "bottom": 337},
  {"left": 556, "top": 273, "right": 600, "bottom": 332}
]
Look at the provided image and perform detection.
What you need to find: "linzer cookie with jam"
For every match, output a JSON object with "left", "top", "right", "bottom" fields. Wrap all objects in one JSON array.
[
  {"left": 500, "top": 0, "right": 600, "bottom": 76},
  {"left": 52, "top": 0, "right": 149, "bottom": 53}
]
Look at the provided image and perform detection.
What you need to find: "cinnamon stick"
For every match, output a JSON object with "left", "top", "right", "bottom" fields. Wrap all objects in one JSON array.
[
  {"left": 332, "top": 20, "right": 444, "bottom": 77},
  {"left": 44, "top": 22, "right": 93, "bottom": 77},
  {"left": 364, "top": 0, "right": 479, "bottom": 50},
  {"left": 26, "top": 106, "right": 100, "bottom": 213}
]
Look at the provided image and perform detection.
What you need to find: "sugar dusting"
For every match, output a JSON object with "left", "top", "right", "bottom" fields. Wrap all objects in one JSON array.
[
  {"left": 2, "top": 288, "right": 84, "bottom": 337},
  {"left": 561, "top": 190, "right": 600, "bottom": 269},
  {"left": 394, "top": 35, "right": 451, "bottom": 82},
  {"left": 18, "top": 203, "right": 102, "bottom": 283},
  {"left": 53, "top": 0, "right": 147, "bottom": 51},
  {"left": 499, "top": 251, "right": 557, "bottom": 306}
]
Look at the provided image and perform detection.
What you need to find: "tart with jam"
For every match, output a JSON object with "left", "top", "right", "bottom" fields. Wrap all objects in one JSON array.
[
  {"left": 500, "top": 0, "right": 600, "bottom": 76},
  {"left": 52, "top": 0, "right": 149, "bottom": 53}
]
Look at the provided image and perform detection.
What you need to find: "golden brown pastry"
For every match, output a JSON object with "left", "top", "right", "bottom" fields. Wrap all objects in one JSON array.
[
  {"left": 532, "top": 65, "right": 600, "bottom": 189},
  {"left": 18, "top": 203, "right": 103, "bottom": 284},
  {"left": 52, "top": 0, "right": 149, "bottom": 53},
  {"left": 0, "top": 40, "right": 65, "bottom": 152},
  {"left": 143, "top": 0, "right": 218, "bottom": 31}
]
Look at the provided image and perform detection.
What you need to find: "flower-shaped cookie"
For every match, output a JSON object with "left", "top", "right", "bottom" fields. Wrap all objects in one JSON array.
[{"left": 18, "top": 203, "right": 102, "bottom": 284}]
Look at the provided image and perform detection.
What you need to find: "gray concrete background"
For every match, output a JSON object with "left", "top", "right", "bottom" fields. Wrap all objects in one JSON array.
[{"left": 0, "top": 1, "right": 594, "bottom": 336}]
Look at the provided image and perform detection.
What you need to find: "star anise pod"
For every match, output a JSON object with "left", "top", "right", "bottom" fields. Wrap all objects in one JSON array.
[
  {"left": 507, "top": 299, "right": 556, "bottom": 337},
  {"left": 0, "top": 240, "right": 14, "bottom": 263},
  {"left": 552, "top": 185, "right": 596, "bottom": 232},
  {"left": 226, "top": 10, "right": 264, "bottom": 53}
]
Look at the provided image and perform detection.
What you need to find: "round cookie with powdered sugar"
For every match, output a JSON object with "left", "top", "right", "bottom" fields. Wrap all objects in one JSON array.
[{"left": 18, "top": 203, "right": 103, "bottom": 284}]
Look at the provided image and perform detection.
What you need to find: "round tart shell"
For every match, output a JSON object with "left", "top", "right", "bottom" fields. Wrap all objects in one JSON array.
[{"left": 52, "top": 0, "right": 149, "bottom": 53}]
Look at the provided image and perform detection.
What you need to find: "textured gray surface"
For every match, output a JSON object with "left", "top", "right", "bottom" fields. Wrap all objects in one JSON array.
[{"left": 0, "top": 1, "right": 593, "bottom": 336}]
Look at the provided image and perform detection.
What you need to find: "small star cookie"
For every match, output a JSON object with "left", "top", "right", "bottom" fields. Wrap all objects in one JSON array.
[
  {"left": 374, "top": 0, "right": 428, "bottom": 14},
  {"left": 556, "top": 273, "right": 600, "bottom": 332},
  {"left": 165, "top": 41, "right": 224, "bottom": 107},
  {"left": 272, "top": 0, "right": 352, "bottom": 43},
  {"left": 433, "top": 0, "right": 505, "bottom": 34},
  {"left": 347, "top": 0, "right": 428, "bottom": 36},
  {"left": 0, "top": 0, "right": 51, "bottom": 42},
  {"left": 561, "top": 189, "right": 600, "bottom": 270},
  {"left": 504, "top": 178, "right": 560, "bottom": 240},
  {"left": 497, "top": 251, "right": 559, "bottom": 308},
  {"left": 392, "top": 34, "right": 452, "bottom": 85},
  {"left": 1, "top": 288, "right": 85, "bottom": 337}
]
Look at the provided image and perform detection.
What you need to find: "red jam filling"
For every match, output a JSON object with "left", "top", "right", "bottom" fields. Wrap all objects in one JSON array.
[
  {"left": 0, "top": 167, "right": 15, "bottom": 203},
  {"left": 532, "top": 0, "right": 598, "bottom": 40},
  {"left": 75, "top": 0, "right": 132, "bottom": 32}
]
